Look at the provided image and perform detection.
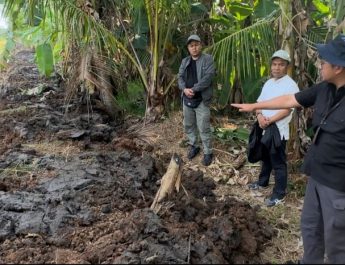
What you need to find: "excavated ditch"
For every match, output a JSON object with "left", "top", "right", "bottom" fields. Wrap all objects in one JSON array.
[{"left": 0, "top": 48, "right": 275, "bottom": 264}]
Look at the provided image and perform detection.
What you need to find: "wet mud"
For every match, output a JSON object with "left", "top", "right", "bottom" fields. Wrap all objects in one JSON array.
[{"left": 0, "top": 48, "right": 274, "bottom": 264}]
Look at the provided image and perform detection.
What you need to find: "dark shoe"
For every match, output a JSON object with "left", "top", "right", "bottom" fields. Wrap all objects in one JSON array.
[
  {"left": 187, "top": 146, "right": 200, "bottom": 160},
  {"left": 265, "top": 195, "right": 285, "bottom": 207},
  {"left": 203, "top": 153, "right": 213, "bottom": 166},
  {"left": 247, "top": 181, "right": 269, "bottom": 190}
]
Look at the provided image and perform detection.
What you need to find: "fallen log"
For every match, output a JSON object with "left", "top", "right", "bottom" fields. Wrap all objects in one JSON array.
[{"left": 150, "top": 153, "right": 183, "bottom": 213}]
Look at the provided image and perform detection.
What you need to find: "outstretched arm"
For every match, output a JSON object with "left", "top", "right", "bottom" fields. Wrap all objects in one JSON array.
[{"left": 231, "top": 94, "right": 301, "bottom": 112}]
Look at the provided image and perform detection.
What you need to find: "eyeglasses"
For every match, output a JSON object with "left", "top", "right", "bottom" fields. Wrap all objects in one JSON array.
[{"left": 188, "top": 43, "right": 201, "bottom": 48}]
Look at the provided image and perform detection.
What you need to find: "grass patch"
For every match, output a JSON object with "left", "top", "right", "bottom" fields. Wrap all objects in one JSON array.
[
  {"left": 0, "top": 106, "right": 27, "bottom": 115},
  {"left": 257, "top": 202, "right": 302, "bottom": 263},
  {"left": 0, "top": 164, "right": 37, "bottom": 177},
  {"left": 116, "top": 80, "right": 146, "bottom": 117},
  {"left": 22, "top": 141, "right": 82, "bottom": 159}
]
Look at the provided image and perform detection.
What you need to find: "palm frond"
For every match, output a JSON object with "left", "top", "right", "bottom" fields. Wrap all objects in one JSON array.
[
  {"left": 210, "top": 14, "right": 278, "bottom": 84},
  {"left": 307, "top": 26, "right": 329, "bottom": 46},
  {"left": 4, "top": 0, "right": 148, "bottom": 89}
]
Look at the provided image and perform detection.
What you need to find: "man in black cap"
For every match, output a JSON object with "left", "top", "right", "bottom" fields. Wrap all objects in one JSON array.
[
  {"left": 232, "top": 34, "right": 345, "bottom": 264},
  {"left": 178, "top": 34, "right": 216, "bottom": 166}
]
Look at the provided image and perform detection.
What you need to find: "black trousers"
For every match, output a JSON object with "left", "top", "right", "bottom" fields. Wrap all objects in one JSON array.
[{"left": 258, "top": 139, "right": 287, "bottom": 198}]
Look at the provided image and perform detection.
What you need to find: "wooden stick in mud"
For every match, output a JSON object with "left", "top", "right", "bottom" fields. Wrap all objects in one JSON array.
[{"left": 150, "top": 153, "right": 183, "bottom": 213}]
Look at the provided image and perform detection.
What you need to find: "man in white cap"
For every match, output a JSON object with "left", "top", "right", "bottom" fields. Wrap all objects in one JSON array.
[
  {"left": 247, "top": 49, "right": 299, "bottom": 207},
  {"left": 178, "top": 34, "right": 216, "bottom": 166},
  {"left": 232, "top": 34, "right": 345, "bottom": 263}
]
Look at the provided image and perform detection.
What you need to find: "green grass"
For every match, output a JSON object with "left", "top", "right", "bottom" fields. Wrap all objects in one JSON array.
[
  {"left": 115, "top": 80, "right": 146, "bottom": 117},
  {"left": 214, "top": 126, "right": 249, "bottom": 144}
]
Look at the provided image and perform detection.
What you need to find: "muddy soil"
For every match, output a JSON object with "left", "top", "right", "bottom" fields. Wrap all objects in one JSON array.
[{"left": 0, "top": 47, "right": 275, "bottom": 264}]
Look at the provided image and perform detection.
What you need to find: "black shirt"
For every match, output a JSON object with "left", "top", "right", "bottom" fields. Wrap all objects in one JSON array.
[
  {"left": 184, "top": 59, "right": 201, "bottom": 100},
  {"left": 185, "top": 59, "right": 198, "bottom": 88},
  {"left": 295, "top": 81, "right": 345, "bottom": 192}
]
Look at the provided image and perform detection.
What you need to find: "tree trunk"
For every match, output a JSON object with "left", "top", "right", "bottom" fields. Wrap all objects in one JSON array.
[
  {"left": 93, "top": 54, "right": 122, "bottom": 119},
  {"left": 289, "top": 0, "right": 312, "bottom": 159},
  {"left": 145, "top": 81, "right": 164, "bottom": 123},
  {"left": 278, "top": 0, "right": 307, "bottom": 159}
]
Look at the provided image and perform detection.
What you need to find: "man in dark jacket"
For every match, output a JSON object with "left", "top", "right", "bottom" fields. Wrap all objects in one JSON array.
[
  {"left": 178, "top": 34, "right": 216, "bottom": 166},
  {"left": 231, "top": 34, "right": 345, "bottom": 264}
]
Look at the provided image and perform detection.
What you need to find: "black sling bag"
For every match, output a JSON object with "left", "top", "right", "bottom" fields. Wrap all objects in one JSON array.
[{"left": 312, "top": 96, "right": 345, "bottom": 144}]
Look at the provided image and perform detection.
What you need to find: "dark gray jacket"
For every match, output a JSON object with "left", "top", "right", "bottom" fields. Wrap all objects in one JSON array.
[{"left": 178, "top": 53, "right": 216, "bottom": 106}]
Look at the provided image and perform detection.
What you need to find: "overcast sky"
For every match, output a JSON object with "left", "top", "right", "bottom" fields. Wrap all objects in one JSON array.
[{"left": 0, "top": 4, "right": 8, "bottom": 29}]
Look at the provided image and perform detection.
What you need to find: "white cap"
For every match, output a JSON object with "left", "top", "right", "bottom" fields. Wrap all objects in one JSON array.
[{"left": 271, "top": 50, "right": 291, "bottom": 63}]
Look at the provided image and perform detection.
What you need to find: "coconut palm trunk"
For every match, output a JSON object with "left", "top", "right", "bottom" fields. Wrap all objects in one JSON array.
[
  {"left": 144, "top": 0, "right": 163, "bottom": 121},
  {"left": 142, "top": 0, "right": 190, "bottom": 122}
]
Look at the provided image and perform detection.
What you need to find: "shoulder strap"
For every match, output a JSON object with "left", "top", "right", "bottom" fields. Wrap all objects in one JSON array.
[{"left": 312, "top": 95, "right": 345, "bottom": 144}]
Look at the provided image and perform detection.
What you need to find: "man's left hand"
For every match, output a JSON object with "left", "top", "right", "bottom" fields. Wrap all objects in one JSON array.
[{"left": 184, "top": 88, "right": 195, "bottom": 98}]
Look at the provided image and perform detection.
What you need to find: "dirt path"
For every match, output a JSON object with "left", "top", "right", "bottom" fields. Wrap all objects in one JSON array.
[{"left": 0, "top": 47, "right": 304, "bottom": 264}]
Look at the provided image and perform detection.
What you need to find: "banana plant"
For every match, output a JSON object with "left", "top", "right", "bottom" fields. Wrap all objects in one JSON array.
[
  {"left": 0, "top": 2, "right": 61, "bottom": 75},
  {"left": 292, "top": 0, "right": 345, "bottom": 157},
  {"left": 210, "top": 0, "right": 344, "bottom": 157},
  {"left": 3, "top": 0, "right": 206, "bottom": 122},
  {"left": 209, "top": 0, "right": 344, "bottom": 108},
  {"left": 3, "top": 0, "right": 124, "bottom": 117},
  {"left": 209, "top": 0, "right": 280, "bottom": 108}
]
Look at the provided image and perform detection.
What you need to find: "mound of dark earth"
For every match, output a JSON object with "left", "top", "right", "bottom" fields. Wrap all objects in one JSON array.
[{"left": 0, "top": 47, "right": 274, "bottom": 264}]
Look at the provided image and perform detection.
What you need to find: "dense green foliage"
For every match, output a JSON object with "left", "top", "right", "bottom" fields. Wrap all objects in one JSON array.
[{"left": 0, "top": 0, "right": 344, "bottom": 119}]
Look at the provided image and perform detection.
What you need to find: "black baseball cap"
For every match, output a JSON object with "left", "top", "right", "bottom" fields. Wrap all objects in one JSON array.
[{"left": 316, "top": 34, "right": 345, "bottom": 67}]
